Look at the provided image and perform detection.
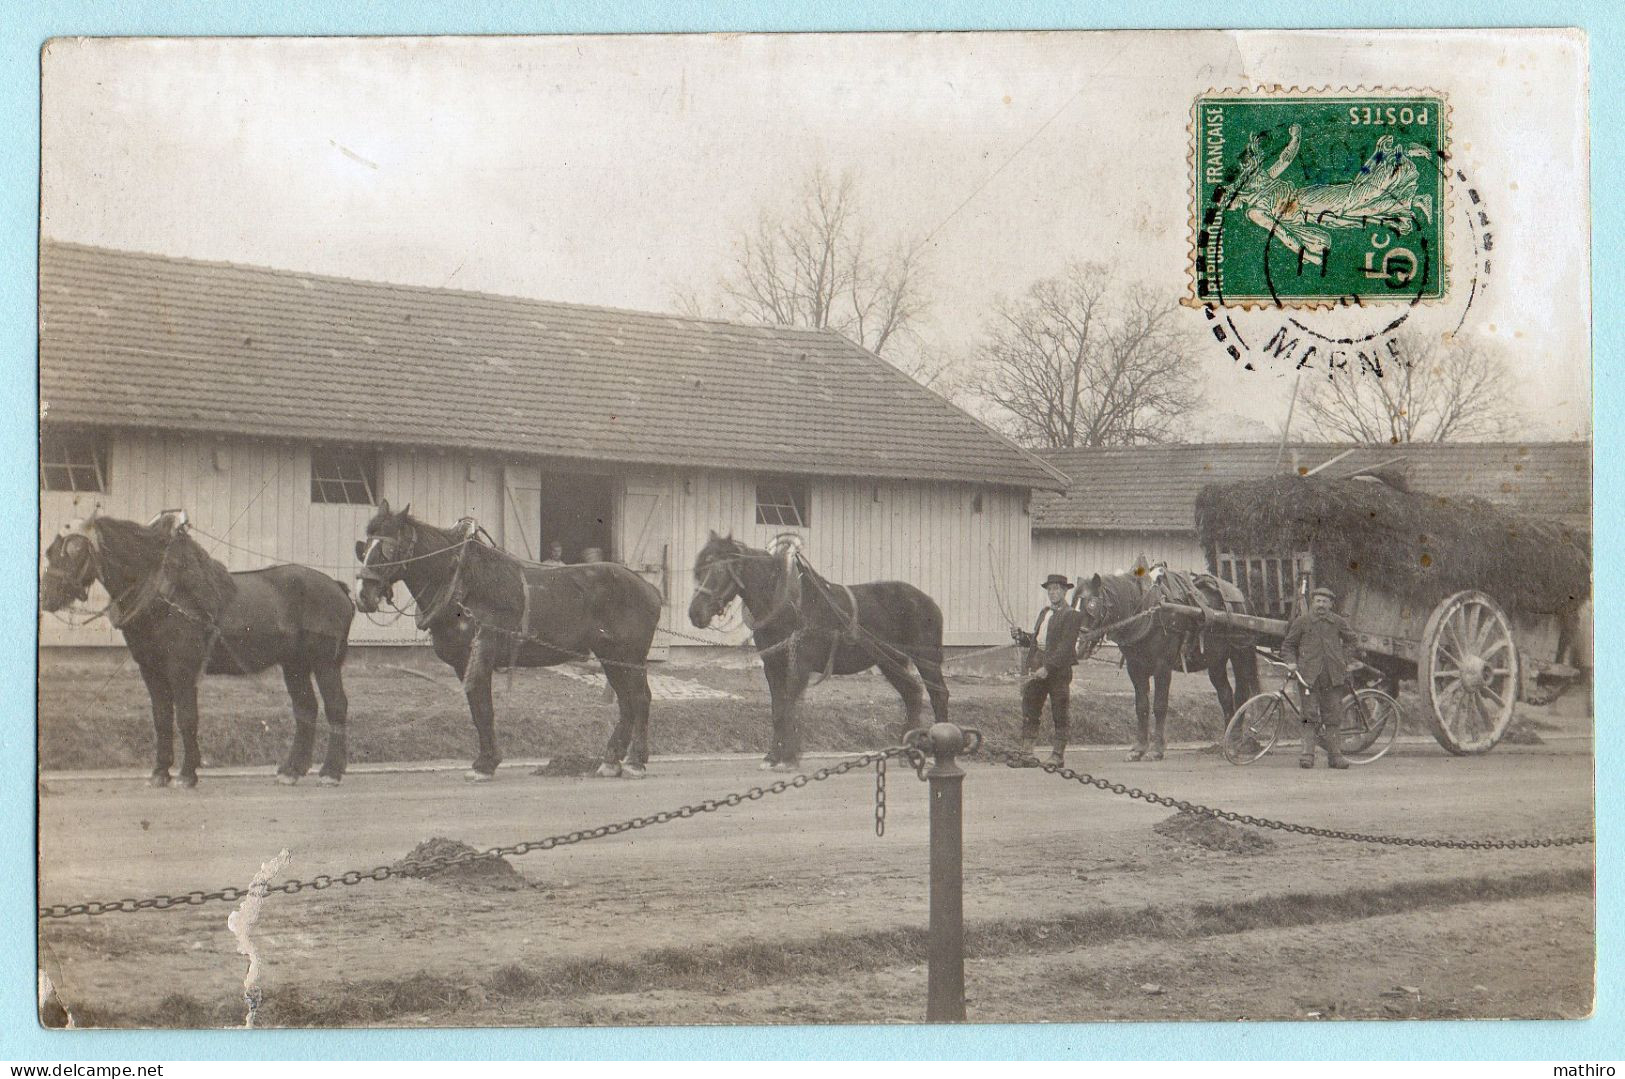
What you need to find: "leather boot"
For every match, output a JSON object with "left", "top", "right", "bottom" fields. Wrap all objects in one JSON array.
[
  {"left": 1015, "top": 735, "right": 1041, "bottom": 767},
  {"left": 1323, "top": 726, "right": 1350, "bottom": 769}
]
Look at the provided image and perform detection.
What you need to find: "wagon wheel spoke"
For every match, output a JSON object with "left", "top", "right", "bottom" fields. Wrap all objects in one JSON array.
[
  {"left": 1434, "top": 644, "right": 1465, "bottom": 671},
  {"left": 1462, "top": 604, "right": 1483, "bottom": 653},
  {"left": 1444, "top": 619, "right": 1473, "bottom": 663},
  {"left": 1480, "top": 639, "right": 1512, "bottom": 658},
  {"left": 1481, "top": 683, "right": 1509, "bottom": 711},
  {"left": 1471, "top": 603, "right": 1500, "bottom": 653}
]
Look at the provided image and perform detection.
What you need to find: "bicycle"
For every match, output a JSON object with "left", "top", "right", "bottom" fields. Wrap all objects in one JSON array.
[{"left": 1221, "top": 657, "right": 1402, "bottom": 766}]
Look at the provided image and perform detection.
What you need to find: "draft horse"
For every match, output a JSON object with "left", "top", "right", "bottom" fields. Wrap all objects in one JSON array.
[
  {"left": 354, "top": 500, "right": 662, "bottom": 780},
  {"left": 688, "top": 532, "right": 949, "bottom": 770},
  {"left": 1076, "top": 566, "right": 1260, "bottom": 762},
  {"left": 40, "top": 513, "right": 355, "bottom": 787}
]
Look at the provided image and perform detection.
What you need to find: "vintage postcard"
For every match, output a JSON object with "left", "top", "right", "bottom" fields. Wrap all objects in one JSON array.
[{"left": 36, "top": 30, "right": 1591, "bottom": 1030}]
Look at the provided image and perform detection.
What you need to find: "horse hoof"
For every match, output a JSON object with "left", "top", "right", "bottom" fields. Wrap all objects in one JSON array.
[
  {"left": 1149, "top": 751, "right": 1165, "bottom": 762},
  {"left": 275, "top": 773, "right": 299, "bottom": 786},
  {"left": 147, "top": 773, "right": 171, "bottom": 789},
  {"left": 758, "top": 759, "right": 777, "bottom": 771},
  {"left": 595, "top": 763, "right": 622, "bottom": 779},
  {"left": 318, "top": 775, "right": 342, "bottom": 787},
  {"left": 464, "top": 770, "right": 495, "bottom": 783},
  {"left": 1125, "top": 750, "right": 1145, "bottom": 763},
  {"left": 177, "top": 775, "right": 199, "bottom": 790},
  {"left": 770, "top": 761, "right": 797, "bottom": 773},
  {"left": 620, "top": 764, "right": 647, "bottom": 780}
]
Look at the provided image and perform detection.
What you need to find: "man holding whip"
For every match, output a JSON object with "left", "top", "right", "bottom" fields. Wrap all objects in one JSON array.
[{"left": 1010, "top": 573, "right": 1086, "bottom": 767}]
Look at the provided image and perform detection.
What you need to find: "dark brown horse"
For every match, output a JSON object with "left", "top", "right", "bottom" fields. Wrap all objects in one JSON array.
[
  {"left": 687, "top": 532, "right": 948, "bottom": 770},
  {"left": 1077, "top": 566, "right": 1259, "bottom": 762},
  {"left": 40, "top": 513, "right": 355, "bottom": 787},
  {"left": 354, "top": 500, "right": 662, "bottom": 780}
]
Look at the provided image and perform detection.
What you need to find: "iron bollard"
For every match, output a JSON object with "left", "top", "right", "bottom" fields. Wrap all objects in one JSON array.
[{"left": 905, "top": 721, "right": 982, "bottom": 1022}]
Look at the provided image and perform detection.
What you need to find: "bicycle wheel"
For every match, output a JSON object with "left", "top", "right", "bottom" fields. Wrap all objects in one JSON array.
[
  {"left": 1339, "top": 688, "right": 1402, "bottom": 765},
  {"left": 1222, "top": 693, "right": 1284, "bottom": 764}
]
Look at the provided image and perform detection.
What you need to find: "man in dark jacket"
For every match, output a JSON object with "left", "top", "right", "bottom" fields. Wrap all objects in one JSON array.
[
  {"left": 1282, "top": 586, "right": 1358, "bottom": 769},
  {"left": 1010, "top": 573, "right": 1086, "bottom": 766}
]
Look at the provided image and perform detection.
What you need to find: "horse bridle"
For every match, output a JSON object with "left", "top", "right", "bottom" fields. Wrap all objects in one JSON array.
[
  {"left": 43, "top": 533, "right": 99, "bottom": 603},
  {"left": 357, "top": 523, "right": 417, "bottom": 586},
  {"left": 693, "top": 556, "right": 746, "bottom": 614}
]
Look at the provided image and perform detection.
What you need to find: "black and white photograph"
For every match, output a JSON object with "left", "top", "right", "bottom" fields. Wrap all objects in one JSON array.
[{"left": 36, "top": 30, "right": 1593, "bottom": 1029}]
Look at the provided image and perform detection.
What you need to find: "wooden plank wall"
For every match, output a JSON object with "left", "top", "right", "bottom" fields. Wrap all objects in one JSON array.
[{"left": 41, "top": 429, "right": 1037, "bottom": 649}]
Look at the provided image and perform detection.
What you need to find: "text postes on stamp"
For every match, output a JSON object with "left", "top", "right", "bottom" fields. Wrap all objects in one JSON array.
[{"left": 1192, "top": 90, "right": 1448, "bottom": 308}]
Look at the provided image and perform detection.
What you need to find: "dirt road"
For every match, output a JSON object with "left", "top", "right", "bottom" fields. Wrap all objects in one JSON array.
[{"left": 38, "top": 737, "right": 1593, "bottom": 1026}]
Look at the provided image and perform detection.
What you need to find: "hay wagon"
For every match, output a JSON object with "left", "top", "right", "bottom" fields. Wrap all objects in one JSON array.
[{"left": 1156, "top": 472, "right": 1590, "bottom": 755}]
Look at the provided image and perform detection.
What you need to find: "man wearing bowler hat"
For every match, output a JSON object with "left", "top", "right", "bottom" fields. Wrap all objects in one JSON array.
[
  {"left": 1282, "top": 585, "right": 1359, "bottom": 769},
  {"left": 1010, "top": 573, "right": 1086, "bottom": 767}
]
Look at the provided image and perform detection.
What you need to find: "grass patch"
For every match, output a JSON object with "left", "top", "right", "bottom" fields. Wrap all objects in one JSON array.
[{"left": 63, "top": 865, "right": 1591, "bottom": 1028}]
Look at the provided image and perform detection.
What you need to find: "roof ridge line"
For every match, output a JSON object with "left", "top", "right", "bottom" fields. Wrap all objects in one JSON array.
[{"left": 40, "top": 238, "right": 851, "bottom": 340}]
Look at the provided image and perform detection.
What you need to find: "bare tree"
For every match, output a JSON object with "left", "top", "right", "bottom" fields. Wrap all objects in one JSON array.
[
  {"left": 682, "top": 166, "right": 941, "bottom": 385},
  {"left": 1298, "top": 332, "right": 1521, "bottom": 443},
  {"left": 972, "top": 264, "right": 1201, "bottom": 448}
]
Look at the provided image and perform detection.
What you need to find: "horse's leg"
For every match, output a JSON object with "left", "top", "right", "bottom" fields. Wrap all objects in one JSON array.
[
  {"left": 460, "top": 636, "right": 501, "bottom": 781},
  {"left": 1150, "top": 667, "right": 1172, "bottom": 760},
  {"left": 169, "top": 660, "right": 204, "bottom": 788},
  {"left": 915, "top": 647, "right": 951, "bottom": 726},
  {"left": 1208, "top": 660, "right": 1237, "bottom": 731},
  {"left": 877, "top": 656, "right": 926, "bottom": 743},
  {"left": 277, "top": 661, "right": 319, "bottom": 784},
  {"left": 1126, "top": 657, "right": 1151, "bottom": 762},
  {"left": 312, "top": 656, "right": 350, "bottom": 785},
  {"left": 134, "top": 656, "right": 175, "bottom": 788},
  {"left": 776, "top": 659, "right": 812, "bottom": 771},
  {"left": 1235, "top": 645, "right": 1261, "bottom": 702},
  {"left": 760, "top": 650, "right": 789, "bottom": 768},
  {"left": 601, "top": 658, "right": 654, "bottom": 779}
]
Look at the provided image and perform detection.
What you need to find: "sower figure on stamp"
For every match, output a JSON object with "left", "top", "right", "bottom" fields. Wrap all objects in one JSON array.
[
  {"left": 1010, "top": 573, "right": 1086, "bottom": 767},
  {"left": 1282, "top": 586, "right": 1358, "bottom": 770}
]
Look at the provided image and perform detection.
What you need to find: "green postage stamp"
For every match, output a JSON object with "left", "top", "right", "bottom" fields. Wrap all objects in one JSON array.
[{"left": 1191, "top": 90, "right": 1448, "bottom": 307}]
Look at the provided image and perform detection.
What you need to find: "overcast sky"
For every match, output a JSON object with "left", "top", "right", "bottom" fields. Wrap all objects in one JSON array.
[{"left": 41, "top": 30, "right": 1591, "bottom": 441}]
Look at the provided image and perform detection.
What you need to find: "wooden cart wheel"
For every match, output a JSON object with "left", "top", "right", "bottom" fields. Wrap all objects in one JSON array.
[{"left": 1418, "top": 590, "right": 1521, "bottom": 755}]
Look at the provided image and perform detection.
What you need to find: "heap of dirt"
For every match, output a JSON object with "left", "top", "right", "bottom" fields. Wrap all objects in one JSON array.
[
  {"left": 531, "top": 753, "right": 603, "bottom": 777},
  {"left": 392, "top": 837, "right": 531, "bottom": 891},
  {"left": 1501, "top": 721, "right": 1546, "bottom": 746},
  {"left": 1153, "top": 809, "right": 1275, "bottom": 854}
]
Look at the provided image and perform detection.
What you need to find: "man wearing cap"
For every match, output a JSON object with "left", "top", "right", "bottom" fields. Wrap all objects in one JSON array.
[
  {"left": 1282, "top": 586, "right": 1359, "bottom": 769},
  {"left": 1009, "top": 574, "right": 1086, "bottom": 767}
]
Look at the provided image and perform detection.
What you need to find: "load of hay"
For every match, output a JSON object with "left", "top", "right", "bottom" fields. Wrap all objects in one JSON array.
[{"left": 1195, "top": 475, "right": 1589, "bottom": 619}]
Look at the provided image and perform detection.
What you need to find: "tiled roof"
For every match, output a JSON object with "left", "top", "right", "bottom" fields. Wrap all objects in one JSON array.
[
  {"left": 1033, "top": 442, "right": 1591, "bottom": 532},
  {"left": 40, "top": 242, "right": 1060, "bottom": 489}
]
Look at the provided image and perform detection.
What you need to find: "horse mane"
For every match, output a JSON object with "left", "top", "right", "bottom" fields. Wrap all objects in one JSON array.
[
  {"left": 88, "top": 516, "right": 237, "bottom": 619},
  {"left": 403, "top": 513, "right": 524, "bottom": 613}
]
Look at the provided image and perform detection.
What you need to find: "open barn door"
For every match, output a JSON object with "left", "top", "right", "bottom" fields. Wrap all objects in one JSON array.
[
  {"left": 619, "top": 475, "right": 672, "bottom": 658},
  {"left": 502, "top": 464, "right": 542, "bottom": 560}
]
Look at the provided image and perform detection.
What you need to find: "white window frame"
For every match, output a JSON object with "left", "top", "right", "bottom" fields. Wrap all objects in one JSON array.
[
  {"left": 755, "top": 479, "right": 810, "bottom": 528},
  {"left": 40, "top": 429, "right": 109, "bottom": 493},
  {"left": 310, "top": 446, "right": 378, "bottom": 505}
]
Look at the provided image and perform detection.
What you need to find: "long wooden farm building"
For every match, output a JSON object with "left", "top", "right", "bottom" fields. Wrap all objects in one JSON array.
[{"left": 40, "top": 242, "right": 1063, "bottom": 650}]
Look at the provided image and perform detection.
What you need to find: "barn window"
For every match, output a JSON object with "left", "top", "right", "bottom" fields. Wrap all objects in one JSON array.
[
  {"left": 40, "top": 430, "right": 109, "bottom": 493},
  {"left": 310, "top": 446, "right": 378, "bottom": 505},
  {"left": 755, "top": 479, "right": 810, "bottom": 527}
]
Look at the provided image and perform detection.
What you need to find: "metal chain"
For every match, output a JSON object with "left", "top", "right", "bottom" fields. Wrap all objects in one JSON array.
[
  {"left": 38, "top": 748, "right": 918, "bottom": 920},
  {"left": 875, "top": 755, "right": 888, "bottom": 837},
  {"left": 989, "top": 748, "right": 1593, "bottom": 850}
]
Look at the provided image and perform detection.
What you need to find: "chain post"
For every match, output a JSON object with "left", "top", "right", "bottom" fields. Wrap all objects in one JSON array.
[{"left": 905, "top": 722, "right": 982, "bottom": 1023}]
